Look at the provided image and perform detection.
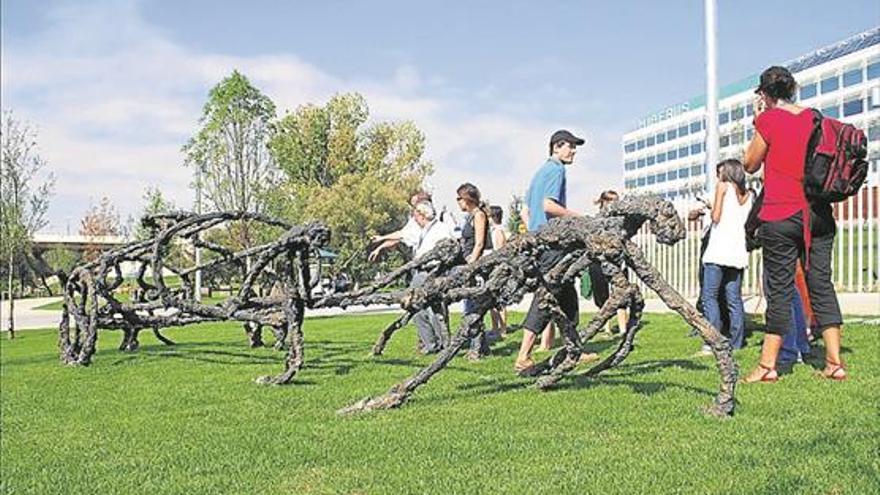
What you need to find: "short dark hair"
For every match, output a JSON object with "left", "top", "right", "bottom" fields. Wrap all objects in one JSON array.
[{"left": 756, "top": 66, "right": 797, "bottom": 102}]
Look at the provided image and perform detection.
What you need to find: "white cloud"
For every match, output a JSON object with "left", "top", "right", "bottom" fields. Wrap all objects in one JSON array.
[{"left": 2, "top": 0, "right": 625, "bottom": 234}]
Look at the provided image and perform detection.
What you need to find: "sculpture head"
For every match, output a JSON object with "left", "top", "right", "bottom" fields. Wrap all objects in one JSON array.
[
  {"left": 599, "top": 195, "right": 685, "bottom": 245},
  {"left": 304, "top": 223, "right": 331, "bottom": 249}
]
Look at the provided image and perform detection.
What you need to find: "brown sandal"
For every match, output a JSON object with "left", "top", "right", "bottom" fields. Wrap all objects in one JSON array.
[{"left": 741, "top": 363, "right": 779, "bottom": 383}]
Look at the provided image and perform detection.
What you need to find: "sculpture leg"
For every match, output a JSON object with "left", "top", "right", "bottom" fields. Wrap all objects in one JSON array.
[
  {"left": 534, "top": 296, "right": 586, "bottom": 389},
  {"left": 271, "top": 324, "right": 287, "bottom": 350},
  {"left": 624, "top": 241, "right": 736, "bottom": 417},
  {"left": 255, "top": 299, "right": 305, "bottom": 385},
  {"left": 120, "top": 327, "right": 141, "bottom": 352},
  {"left": 371, "top": 311, "right": 414, "bottom": 356},
  {"left": 244, "top": 322, "right": 264, "bottom": 348},
  {"left": 152, "top": 326, "right": 176, "bottom": 346},
  {"left": 339, "top": 303, "right": 491, "bottom": 415},
  {"left": 76, "top": 276, "right": 100, "bottom": 365},
  {"left": 582, "top": 283, "right": 646, "bottom": 377}
]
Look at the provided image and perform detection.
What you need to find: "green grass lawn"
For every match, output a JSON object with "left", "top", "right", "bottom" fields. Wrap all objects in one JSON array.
[{"left": 1, "top": 313, "right": 878, "bottom": 494}]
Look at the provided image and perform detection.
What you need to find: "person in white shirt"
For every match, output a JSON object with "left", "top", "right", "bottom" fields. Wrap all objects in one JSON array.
[
  {"left": 369, "top": 191, "right": 432, "bottom": 261},
  {"left": 700, "top": 159, "right": 753, "bottom": 350},
  {"left": 371, "top": 200, "right": 454, "bottom": 353}
]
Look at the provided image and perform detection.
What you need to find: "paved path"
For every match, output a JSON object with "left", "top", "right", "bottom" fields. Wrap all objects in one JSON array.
[{"left": 3, "top": 292, "right": 878, "bottom": 332}]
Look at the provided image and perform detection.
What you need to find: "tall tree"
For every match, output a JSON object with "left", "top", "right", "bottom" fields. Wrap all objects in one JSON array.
[
  {"left": 0, "top": 111, "right": 54, "bottom": 338},
  {"left": 183, "top": 70, "right": 278, "bottom": 253},
  {"left": 269, "top": 93, "right": 432, "bottom": 282}
]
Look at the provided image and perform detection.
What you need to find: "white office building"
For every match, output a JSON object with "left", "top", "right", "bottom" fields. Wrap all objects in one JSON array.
[{"left": 622, "top": 27, "right": 880, "bottom": 202}]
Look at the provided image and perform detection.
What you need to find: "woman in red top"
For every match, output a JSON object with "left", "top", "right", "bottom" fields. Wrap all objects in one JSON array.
[{"left": 743, "top": 66, "right": 845, "bottom": 383}]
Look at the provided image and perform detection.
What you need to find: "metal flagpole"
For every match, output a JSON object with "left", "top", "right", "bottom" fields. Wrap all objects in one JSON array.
[{"left": 704, "top": 0, "right": 719, "bottom": 194}]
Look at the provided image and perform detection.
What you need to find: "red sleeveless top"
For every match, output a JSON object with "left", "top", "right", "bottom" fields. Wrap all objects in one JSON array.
[{"left": 754, "top": 108, "right": 813, "bottom": 222}]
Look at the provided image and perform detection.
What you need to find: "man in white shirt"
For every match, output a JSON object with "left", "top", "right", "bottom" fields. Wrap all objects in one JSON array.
[{"left": 371, "top": 201, "right": 454, "bottom": 353}]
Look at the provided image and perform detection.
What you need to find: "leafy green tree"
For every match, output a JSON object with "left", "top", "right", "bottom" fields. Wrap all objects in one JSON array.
[
  {"left": 183, "top": 70, "right": 278, "bottom": 252},
  {"left": 269, "top": 93, "right": 432, "bottom": 281},
  {"left": 0, "top": 111, "right": 54, "bottom": 338}
]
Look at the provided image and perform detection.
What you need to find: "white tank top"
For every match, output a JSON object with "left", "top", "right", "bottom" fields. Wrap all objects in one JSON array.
[{"left": 703, "top": 186, "right": 753, "bottom": 269}]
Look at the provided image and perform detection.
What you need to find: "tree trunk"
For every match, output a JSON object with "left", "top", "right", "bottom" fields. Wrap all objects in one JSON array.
[{"left": 7, "top": 248, "right": 14, "bottom": 339}]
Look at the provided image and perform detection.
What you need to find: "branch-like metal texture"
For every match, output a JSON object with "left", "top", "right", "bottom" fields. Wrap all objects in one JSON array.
[
  {"left": 58, "top": 196, "right": 737, "bottom": 418},
  {"left": 339, "top": 195, "right": 737, "bottom": 417},
  {"left": 58, "top": 211, "right": 331, "bottom": 386}
]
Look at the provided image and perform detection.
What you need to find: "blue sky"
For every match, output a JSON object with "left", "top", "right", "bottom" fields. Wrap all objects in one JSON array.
[{"left": 2, "top": 0, "right": 878, "bottom": 232}]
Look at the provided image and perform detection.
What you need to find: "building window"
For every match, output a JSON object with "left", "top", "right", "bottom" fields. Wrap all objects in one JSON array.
[
  {"left": 656, "top": 132, "right": 666, "bottom": 144},
  {"left": 719, "top": 111, "right": 730, "bottom": 125},
  {"left": 868, "top": 59, "right": 880, "bottom": 80},
  {"left": 843, "top": 98, "right": 863, "bottom": 117},
  {"left": 747, "top": 128, "right": 754, "bottom": 140},
  {"left": 647, "top": 175, "right": 656, "bottom": 185},
  {"left": 637, "top": 177, "right": 646, "bottom": 187},
  {"left": 637, "top": 139, "right": 645, "bottom": 150},
  {"left": 842, "top": 68, "right": 863, "bottom": 87},
  {"left": 820, "top": 75, "right": 839, "bottom": 94},
  {"left": 667, "top": 170, "right": 678, "bottom": 181},
  {"left": 690, "top": 142, "right": 702, "bottom": 155},
  {"left": 647, "top": 155, "right": 656, "bottom": 166},
  {"left": 656, "top": 173, "right": 666, "bottom": 183},
  {"left": 657, "top": 153, "right": 666, "bottom": 164},
  {"left": 667, "top": 128, "right": 677, "bottom": 141},
  {"left": 746, "top": 104, "right": 754, "bottom": 117},
  {"left": 731, "top": 130, "right": 744, "bottom": 145},
  {"left": 690, "top": 121, "right": 701, "bottom": 133},
  {"left": 691, "top": 164, "right": 702, "bottom": 176},
  {"left": 868, "top": 121, "right": 880, "bottom": 142},
  {"left": 667, "top": 149, "right": 677, "bottom": 160},
  {"left": 799, "top": 83, "right": 817, "bottom": 100},
  {"left": 679, "top": 166, "right": 690, "bottom": 178},
  {"left": 731, "top": 106, "right": 745, "bottom": 120},
  {"left": 624, "top": 142, "right": 636, "bottom": 153},
  {"left": 646, "top": 135, "right": 655, "bottom": 147},
  {"left": 720, "top": 135, "right": 730, "bottom": 147},
  {"left": 821, "top": 104, "right": 840, "bottom": 118},
  {"left": 678, "top": 125, "right": 688, "bottom": 137},
  {"left": 638, "top": 158, "right": 646, "bottom": 168},
  {"left": 678, "top": 146, "right": 689, "bottom": 158},
  {"left": 625, "top": 160, "right": 635, "bottom": 171}
]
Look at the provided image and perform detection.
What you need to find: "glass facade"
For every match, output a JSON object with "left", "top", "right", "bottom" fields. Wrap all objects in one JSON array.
[
  {"left": 843, "top": 98, "right": 864, "bottom": 117},
  {"left": 799, "top": 83, "right": 818, "bottom": 100},
  {"left": 869, "top": 59, "right": 880, "bottom": 80},
  {"left": 821, "top": 104, "right": 840, "bottom": 118},
  {"left": 843, "top": 68, "right": 863, "bottom": 87},
  {"left": 820, "top": 75, "right": 839, "bottom": 93}
]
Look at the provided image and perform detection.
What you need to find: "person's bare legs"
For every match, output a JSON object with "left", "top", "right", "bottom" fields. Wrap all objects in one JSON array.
[
  {"left": 515, "top": 328, "right": 539, "bottom": 370},
  {"left": 820, "top": 325, "right": 846, "bottom": 378},
  {"left": 539, "top": 322, "right": 555, "bottom": 351},
  {"left": 616, "top": 308, "right": 628, "bottom": 333},
  {"left": 742, "top": 333, "right": 783, "bottom": 382}
]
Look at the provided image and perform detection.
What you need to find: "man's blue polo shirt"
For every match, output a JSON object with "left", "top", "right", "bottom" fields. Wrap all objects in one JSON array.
[{"left": 525, "top": 157, "right": 566, "bottom": 232}]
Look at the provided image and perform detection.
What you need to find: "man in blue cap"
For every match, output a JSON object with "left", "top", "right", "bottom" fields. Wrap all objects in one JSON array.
[{"left": 515, "top": 129, "right": 595, "bottom": 373}]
